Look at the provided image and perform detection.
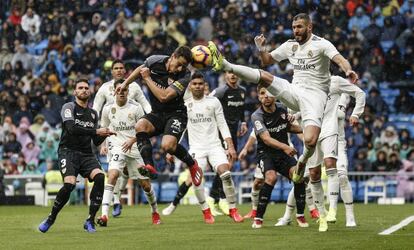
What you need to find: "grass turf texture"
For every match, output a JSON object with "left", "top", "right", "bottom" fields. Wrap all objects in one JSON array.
[{"left": 0, "top": 204, "right": 413, "bottom": 250}]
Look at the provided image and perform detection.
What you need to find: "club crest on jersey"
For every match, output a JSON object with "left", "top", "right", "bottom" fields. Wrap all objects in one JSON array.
[
  {"left": 64, "top": 109, "right": 71, "bottom": 118},
  {"left": 254, "top": 120, "right": 263, "bottom": 130},
  {"left": 308, "top": 50, "right": 313, "bottom": 58},
  {"left": 128, "top": 113, "right": 134, "bottom": 121},
  {"left": 91, "top": 113, "right": 95, "bottom": 119},
  {"left": 111, "top": 107, "right": 116, "bottom": 114},
  {"left": 281, "top": 113, "right": 286, "bottom": 120},
  {"left": 241, "top": 93, "right": 245, "bottom": 99},
  {"left": 188, "top": 102, "right": 193, "bottom": 108},
  {"left": 292, "top": 45, "right": 298, "bottom": 52}
]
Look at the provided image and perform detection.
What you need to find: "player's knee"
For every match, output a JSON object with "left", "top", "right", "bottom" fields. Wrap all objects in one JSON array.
[
  {"left": 253, "top": 178, "right": 264, "bottom": 190},
  {"left": 324, "top": 158, "right": 337, "bottom": 169},
  {"left": 140, "top": 180, "right": 151, "bottom": 192},
  {"left": 304, "top": 136, "right": 318, "bottom": 147},
  {"left": 264, "top": 172, "right": 277, "bottom": 186},
  {"left": 309, "top": 168, "right": 321, "bottom": 181},
  {"left": 62, "top": 183, "right": 76, "bottom": 194},
  {"left": 161, "top": 141, "right": 176, "bottom": 154}
]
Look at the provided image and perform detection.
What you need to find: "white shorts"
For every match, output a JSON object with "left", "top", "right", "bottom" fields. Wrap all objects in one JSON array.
[
  {"left": 336, "top": 141, "right": 348, "bottom": 175},
  {"left": 190, "top": 147, "right": 228, "bottom": 172},
  {"left": 108, "top": 151, "right": 147, "bottom": 180},
  {"left": 307, "top": 135, "right": 338, "bottom": 169},
  {"left": 267, "top": 77, "right": 327, "bottom": 127}
]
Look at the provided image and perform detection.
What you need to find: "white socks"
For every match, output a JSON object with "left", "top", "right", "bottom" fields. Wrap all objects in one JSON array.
[
  {"left": 113, "top": 174, "right": 128, "bottom": 204},
  {"left": 102, "top": 184, "right": 114, "bottom": 216},
  {"left": 144, "top": 186, "right": 158, "bottom": 213},
  {"left": 194, "top": 184, "right": 209, "bottom": 210},
  {"left": 220, "top": 171, "right": 237, "bottom": 209},
  {"left": 339, "top": 174, "right": 355, "bottom": 221},
  {"left": 282, "top": 187, "right": 295, "bottom": 220},
  {"left": 222, "top": 59, "right": 261, "bottom": 84},
  {"left": 310, "top": 180, "right": 326, "bottom": 217},
  {"left": 326, "top": 168, "right": 339, "bottom": 211},
  {"left": 251, "top": 187, "right": 260, "bottom": 210},
  {"left": 305, "top": 184, "right": 316, "bottom": 211}
]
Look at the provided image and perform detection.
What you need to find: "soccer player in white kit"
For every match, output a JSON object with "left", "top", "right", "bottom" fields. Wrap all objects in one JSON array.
[
  {"left": 93, "top": 59, "right": 151, "bottom": 217},
  {"left": 207, "top": 13, "right": 358, "bottom": 185},
  {"left": 162, "top": 72, "right": 244, "bottom": 223},
  {"left": 96, "top": 79, "right": 160, "bottom": 226}
]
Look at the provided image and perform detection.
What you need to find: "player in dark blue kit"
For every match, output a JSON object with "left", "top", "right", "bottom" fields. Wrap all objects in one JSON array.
[
  {"left": 116, "top": 46, "right": 203, "bottom": 186},
  {"left": 39, "top": 78, "right": 116, "bottom": 233},
  {"left": 251, "top": 87, "right": 307, "bottom": 229}
]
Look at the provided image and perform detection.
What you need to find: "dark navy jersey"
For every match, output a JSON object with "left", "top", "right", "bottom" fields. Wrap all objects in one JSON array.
[
  {"left": 211, "top": 84, "right": 246, "bottom": 126},
  {"left": 144, "top": 55, "right": 191, "bottom": 113},
  {"left": 251, "top": 103, "right": 290, "bottom": 157},
  {"left": 59, "top": 102, "right": 104, "bottom": 153}
]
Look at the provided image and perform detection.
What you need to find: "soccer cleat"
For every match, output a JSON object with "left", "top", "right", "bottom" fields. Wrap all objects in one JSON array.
[
  {"left": 152, "top": 212, "right": 161, "bottom": 225},
  {"left": 310, "top": 208, "right": 320, "bottom": 219},
  {"left": 252, "top": 218, "right": 263, "bottom": 229},
  {"left": 202, "top": 208, "right": 215, "bottom": 224},
  {"left": 274, "top": 217, "right": 292, "bottom": 227},
  {"left": 138, "top": 164, "right": 158, "bottom": 179},
  {"left": 218, "top": 199, "right": 230, "bottom": 215},
  {"left": 346, "top": 217, "right": 357, "bottom": 227},
  {"left": 229, "top": 208, "right": 244, "bottom": 223},
  {"left": 318, "top": 216, "right": 328, "bottom": 232},
  {"left": 97, "top": 215, "right": 108, "bottom": 227},
  {"left": 291, "top": 161, "right": 306, "bottom": 183},
  {"left": 162, "top": 203, "right": 177, "bottom": 216},
  {"left": 207, "top": 41, "right": 224, "bottom": 72},
  {"left": 84, "top": 220, "right": 97, "bottom": 233},
  {"left": 112, "top": 203, "right": 122, "bottom": 217},
  {"left": 244, "top": 209, "right": 257, "bottom": 219},
  {"left": 296, "top": 216, "right": 309, "bottom": 228},
  {"left": 326, "top": 208, "right": 337, "bottom": 223},
  {"left": 189, "top": 160, "right": 203, "bottom": 186},
  {"left": 38, "top": 217, "right": 54, "bottom": 233}
]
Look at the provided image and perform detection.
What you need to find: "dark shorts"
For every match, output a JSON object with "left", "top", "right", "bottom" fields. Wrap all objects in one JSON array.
[
  {"left": 257, "top": 153, "right": 297, "bottom": 179},
  {"left": 58, "top": 148, "right": 101, "bottom": 181},
  {"left": 143, "top": 111, "right": 187, "bottom": 140}
]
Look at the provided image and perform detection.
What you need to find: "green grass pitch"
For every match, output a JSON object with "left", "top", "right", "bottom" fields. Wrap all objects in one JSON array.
[{"left": 0, "top": 204, "right": 413, "bottom": 250}]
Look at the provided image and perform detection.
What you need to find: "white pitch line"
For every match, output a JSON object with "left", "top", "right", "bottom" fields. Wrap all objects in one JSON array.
[{"left": 379, "top": 216, "right": 414, "bottom": 235}]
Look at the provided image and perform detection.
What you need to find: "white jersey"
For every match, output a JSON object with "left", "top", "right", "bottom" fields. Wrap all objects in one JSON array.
[
  {"left": 337, "top": 93, "right": 350, "bottom": 146},
  {"left": 93, "top": 80, "right": 151, "bottom": 115},
  {"left": 101, "top": 100, "right": 145, "bottom": 158},
  {"left": 270, "top": 34, "right": 339, "bottom": 93},
  {"left": 185, "top": 96, "right": 231, "bottom": 150},
  {"left": 319, "top": 76, "right": 366, "bottom": 140}
]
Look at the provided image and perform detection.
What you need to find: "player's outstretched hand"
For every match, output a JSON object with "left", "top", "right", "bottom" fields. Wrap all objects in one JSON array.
[
  {"left": 346, "top": 70, "right": 359, "bottom": 84},
  {"left": 139, "top": 67, "right": 151, "bottom": 80},
  {"left": 96, "top": 127, "right": 117, "bottom": 137},
  {"left": 122, "top": 137, "right": 136, "bottom": 153},
  {"left": 238, "top": 148, "right": 248, "bottom": 160},
  {"left": 254, "top": 34, "right": 266, "bottom": 52},
  {"left": 283, "top": 146, "right": 297, "bottom": 157},
  {"left": 349, "top": 116, "right": 359, "bottom": 127}
]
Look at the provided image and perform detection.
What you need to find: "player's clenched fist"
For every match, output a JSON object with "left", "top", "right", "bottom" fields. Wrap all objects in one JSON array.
[
  {"left": 254, "top": 34, "right": 266, "bottom": 52},
  {"left": 139, "top": 67, "right": 151, "bottom": 80},
  {"left": 96, "top": 127, "right": 116, "bottom": 137},
  {"left": 115, "top": 82, "right": 128, "bottom": 95}
]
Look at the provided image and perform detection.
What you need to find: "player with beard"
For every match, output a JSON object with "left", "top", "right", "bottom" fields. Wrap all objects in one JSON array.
[
  {"left": 116, "top": 46, "right": 203, "bottom": 187},
  {"left": 39, "top": 78, "right": 116, "bottom": 233}
]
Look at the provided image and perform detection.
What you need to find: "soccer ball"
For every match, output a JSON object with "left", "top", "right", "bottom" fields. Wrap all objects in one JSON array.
[{"left": 191, "top": 45, "right": 212, "bottom": 69}]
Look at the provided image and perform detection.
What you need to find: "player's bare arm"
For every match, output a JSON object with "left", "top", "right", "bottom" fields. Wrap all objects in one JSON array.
[
  {"left": 332, "top": 54, "right": 358, "bottom": 84},
  {"left": 140, "top": 67, "right": 178, "bottom": 103},
  {"left": 259, "top": 131, "right": 297, "bottom": 157}
]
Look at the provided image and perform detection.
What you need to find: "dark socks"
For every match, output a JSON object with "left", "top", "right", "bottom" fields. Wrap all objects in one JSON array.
[
  {"left": 294, "top": 182, "right": 306, "bottom": 215},
  {"left": 173, "top": 144, "right": 195, "bottom": 167},
  {"left": 136, "top": 132, "right": 154, "bottom": 166},
  {"left": 173, "top": 182, "right": 191, "bottom": 206},
  {"left": 49, "top": 183, "right": 75, "bottom": 221},
  {"left": 88, "top": 173, "right": 104, "bottom": 221},
  {"left": 256, "top": 183, "right": 273, "bottom": 219}
]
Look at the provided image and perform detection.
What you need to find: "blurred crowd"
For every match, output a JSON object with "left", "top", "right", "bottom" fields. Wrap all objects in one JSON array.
[{"left": 0, "top": 0, "right": 413, "bottom": 179}]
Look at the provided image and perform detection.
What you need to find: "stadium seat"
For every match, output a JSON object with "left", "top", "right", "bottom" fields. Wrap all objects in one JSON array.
[
  {"left": 386, "top": 180, "right": 398, "bottom": 198},
  {"left": 364, "top": 178, "right": 386, "bottom": 204},
  {"left": 44, "top": 183, "right": 64, "bottom": 206},
  {"left": 238, "top": 181, "right": 253, "bottom": 204},
  {"left": 25, "top": 182, "right": 44, "bottom": 206},
  {"left": 159, "top": 182, "right": 179, "bottom": 203}
]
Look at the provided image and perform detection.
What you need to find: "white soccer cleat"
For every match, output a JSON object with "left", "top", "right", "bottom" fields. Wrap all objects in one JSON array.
[
  {"left": 274, "top": 217, "right": 292, "bottom": 227},
  {"left": 252, "top": 219, "right": 263, "bottom": 229},
  {"left": 162, "top": 203, "right": 176, "bottom": 216},
  {"left": 346, "top": 217, "right": 357, "bottom": 227}
]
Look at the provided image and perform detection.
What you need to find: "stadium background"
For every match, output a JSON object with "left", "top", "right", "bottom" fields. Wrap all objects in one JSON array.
[{"left": 0, "top": 0, "right": 414, "bottom": 213}]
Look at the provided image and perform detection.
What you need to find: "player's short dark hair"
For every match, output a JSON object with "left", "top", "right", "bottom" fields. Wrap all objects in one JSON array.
[
  {"left": 113, "top": 78, "right": 124, "bottom": 88},
  {"left": 111, "top": 59, "right": 124, "bottom": 69},
  {"left": 75, "top": 77, "right": 89, "bottom": 88},
  {"left": 191, "top": 71, "right": 205, "bottom": 81},
  {"left": 293, "top": 13, "right": 311, "bottom": 24},
  {"left": 173, "top": 46, "right": 193, "bottom": 64}
]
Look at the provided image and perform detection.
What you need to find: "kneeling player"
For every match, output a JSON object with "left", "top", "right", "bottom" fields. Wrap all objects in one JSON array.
[
  {"left": 162, "top": 72, "right": 243, "bottom": 223},
  {"left": 39, "top": 78, "right": 116, "bottom": 233},
  {"left": 251, "top": 87, "right": 306, "bottom": 229},
  {"left": 97, "top": 79, "right": 160, "bottom": 226}
]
